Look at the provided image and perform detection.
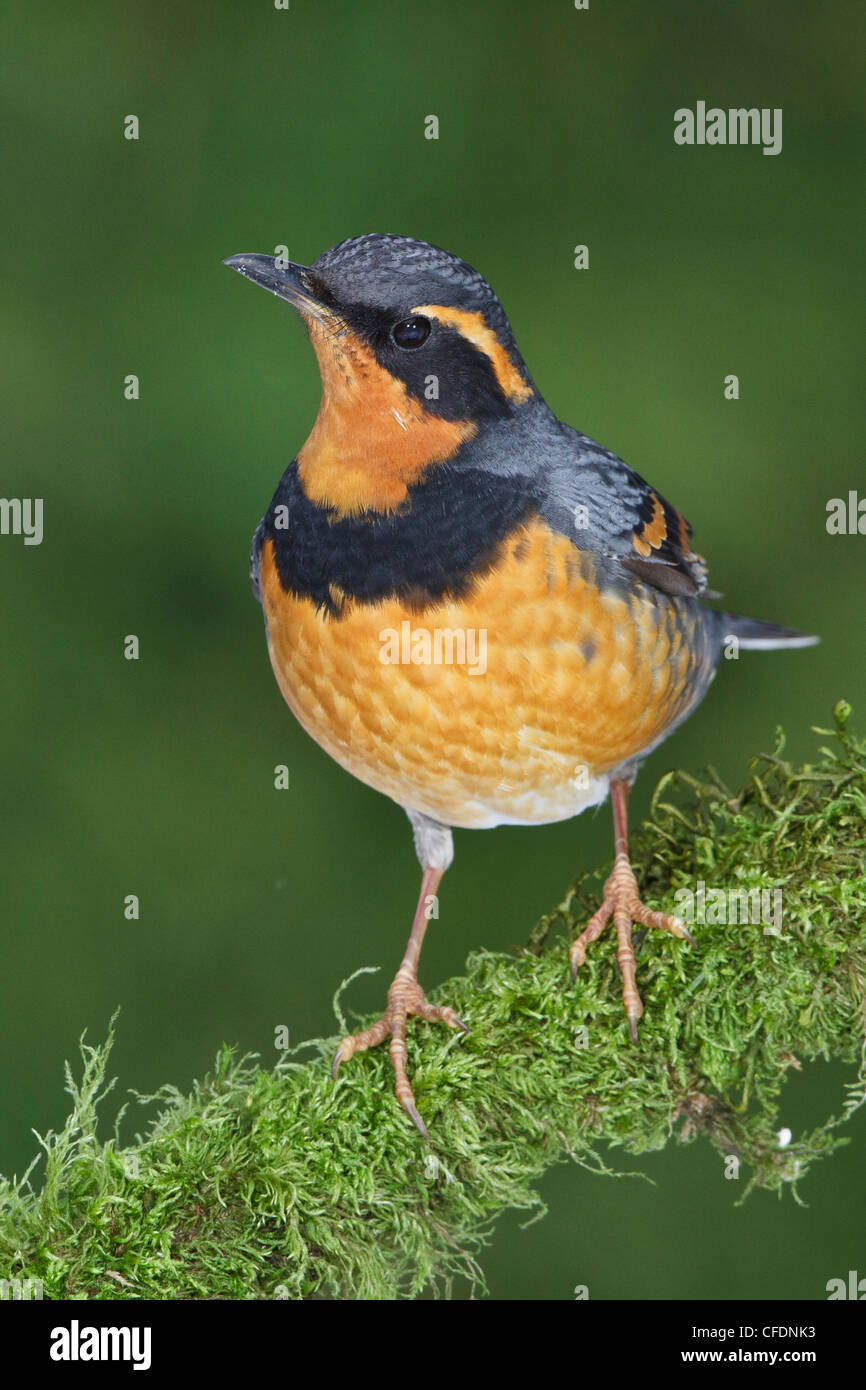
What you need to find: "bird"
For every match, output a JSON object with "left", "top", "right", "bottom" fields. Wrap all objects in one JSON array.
[{"left": 224, "top": 234, "right": 817, "bottom": 1138}]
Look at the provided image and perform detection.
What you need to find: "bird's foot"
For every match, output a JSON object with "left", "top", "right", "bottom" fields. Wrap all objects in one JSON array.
[
  {"left": 569, "top": 852, "right": 695, "bottom": 1042},
  {"left": 331, "top": 969, "right": 468, "bottom": 1138}
]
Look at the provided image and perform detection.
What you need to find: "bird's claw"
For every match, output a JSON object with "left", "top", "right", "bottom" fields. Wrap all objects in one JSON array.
[
  {"left": 569, "top": 853, "right": 695, "bottom": 1038},
  {"left": 331, "top": 973, "right": 467, "bottom": 1135}
]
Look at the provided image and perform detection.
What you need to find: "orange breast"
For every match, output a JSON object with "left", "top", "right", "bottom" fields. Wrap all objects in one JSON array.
[{"left": 258, "top": 519, "right": 709, "bottom": 828}]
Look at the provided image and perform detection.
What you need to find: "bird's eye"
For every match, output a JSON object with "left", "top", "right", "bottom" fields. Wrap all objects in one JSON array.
[{"left": 391, "top": 316, "right": 431, "bottom": 349}]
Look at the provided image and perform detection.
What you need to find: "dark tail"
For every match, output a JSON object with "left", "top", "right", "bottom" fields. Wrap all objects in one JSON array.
[{"left": 714, "top": 612, "right": 819, "bottom": 651}]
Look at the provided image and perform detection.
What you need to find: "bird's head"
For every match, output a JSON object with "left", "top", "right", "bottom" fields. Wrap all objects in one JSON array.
[{"left": 224, "top": 234, "right": 537, "bottom": 515}]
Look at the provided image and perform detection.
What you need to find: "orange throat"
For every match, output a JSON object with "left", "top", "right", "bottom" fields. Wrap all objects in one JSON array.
[{"left": 296, "top": 319, "right": 476, "bottom": 516}]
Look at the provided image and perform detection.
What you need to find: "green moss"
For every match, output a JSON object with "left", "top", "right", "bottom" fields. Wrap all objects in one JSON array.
[{"left": 1, "top": 703, "right": 864, "bottom": 1299}]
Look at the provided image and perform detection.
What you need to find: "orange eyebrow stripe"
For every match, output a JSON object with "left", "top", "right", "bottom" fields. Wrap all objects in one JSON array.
[{"left": 411, "top": 304, "right": 534, "bottom": 403}]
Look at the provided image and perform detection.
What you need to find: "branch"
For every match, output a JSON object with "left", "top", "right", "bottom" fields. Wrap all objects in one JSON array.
[{"left": 1, "top": 703, "right": 864, "bottom": 1300}]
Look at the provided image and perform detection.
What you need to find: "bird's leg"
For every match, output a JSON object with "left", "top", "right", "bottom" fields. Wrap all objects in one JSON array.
[
  {"left": 331, "top": 812, "right": 466, "bottom": 1138},
  {"left": 569, "top": 778, "right": 695, "bottom": 1041}
]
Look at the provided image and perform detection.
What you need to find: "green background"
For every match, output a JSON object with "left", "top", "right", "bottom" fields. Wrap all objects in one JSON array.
[{"left": 1, "top": 0, "right": 864, "bottom": 1298}]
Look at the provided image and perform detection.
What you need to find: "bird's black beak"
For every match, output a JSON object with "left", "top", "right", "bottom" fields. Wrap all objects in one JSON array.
[{"left": 223, "top": 253, "right": 335, "bottom": 325}]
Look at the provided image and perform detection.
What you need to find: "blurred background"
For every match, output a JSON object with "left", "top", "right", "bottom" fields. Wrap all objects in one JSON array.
[{"left": 1, "top": 0, "right": 863, "bottom": 1298}]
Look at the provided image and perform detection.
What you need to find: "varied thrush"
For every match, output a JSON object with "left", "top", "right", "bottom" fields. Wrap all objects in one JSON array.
[{"left": 225, "top": 235, "right": 816, "bottom": 1137}]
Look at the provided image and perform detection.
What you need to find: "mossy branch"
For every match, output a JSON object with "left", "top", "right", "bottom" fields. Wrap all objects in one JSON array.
[{"left": 1, "top": 703, "right": 864, "bottom": 1299}]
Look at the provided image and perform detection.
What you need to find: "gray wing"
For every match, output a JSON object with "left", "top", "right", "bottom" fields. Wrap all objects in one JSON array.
[{"left": 538, "top": 422, "right": 710, "bottom": 599}]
